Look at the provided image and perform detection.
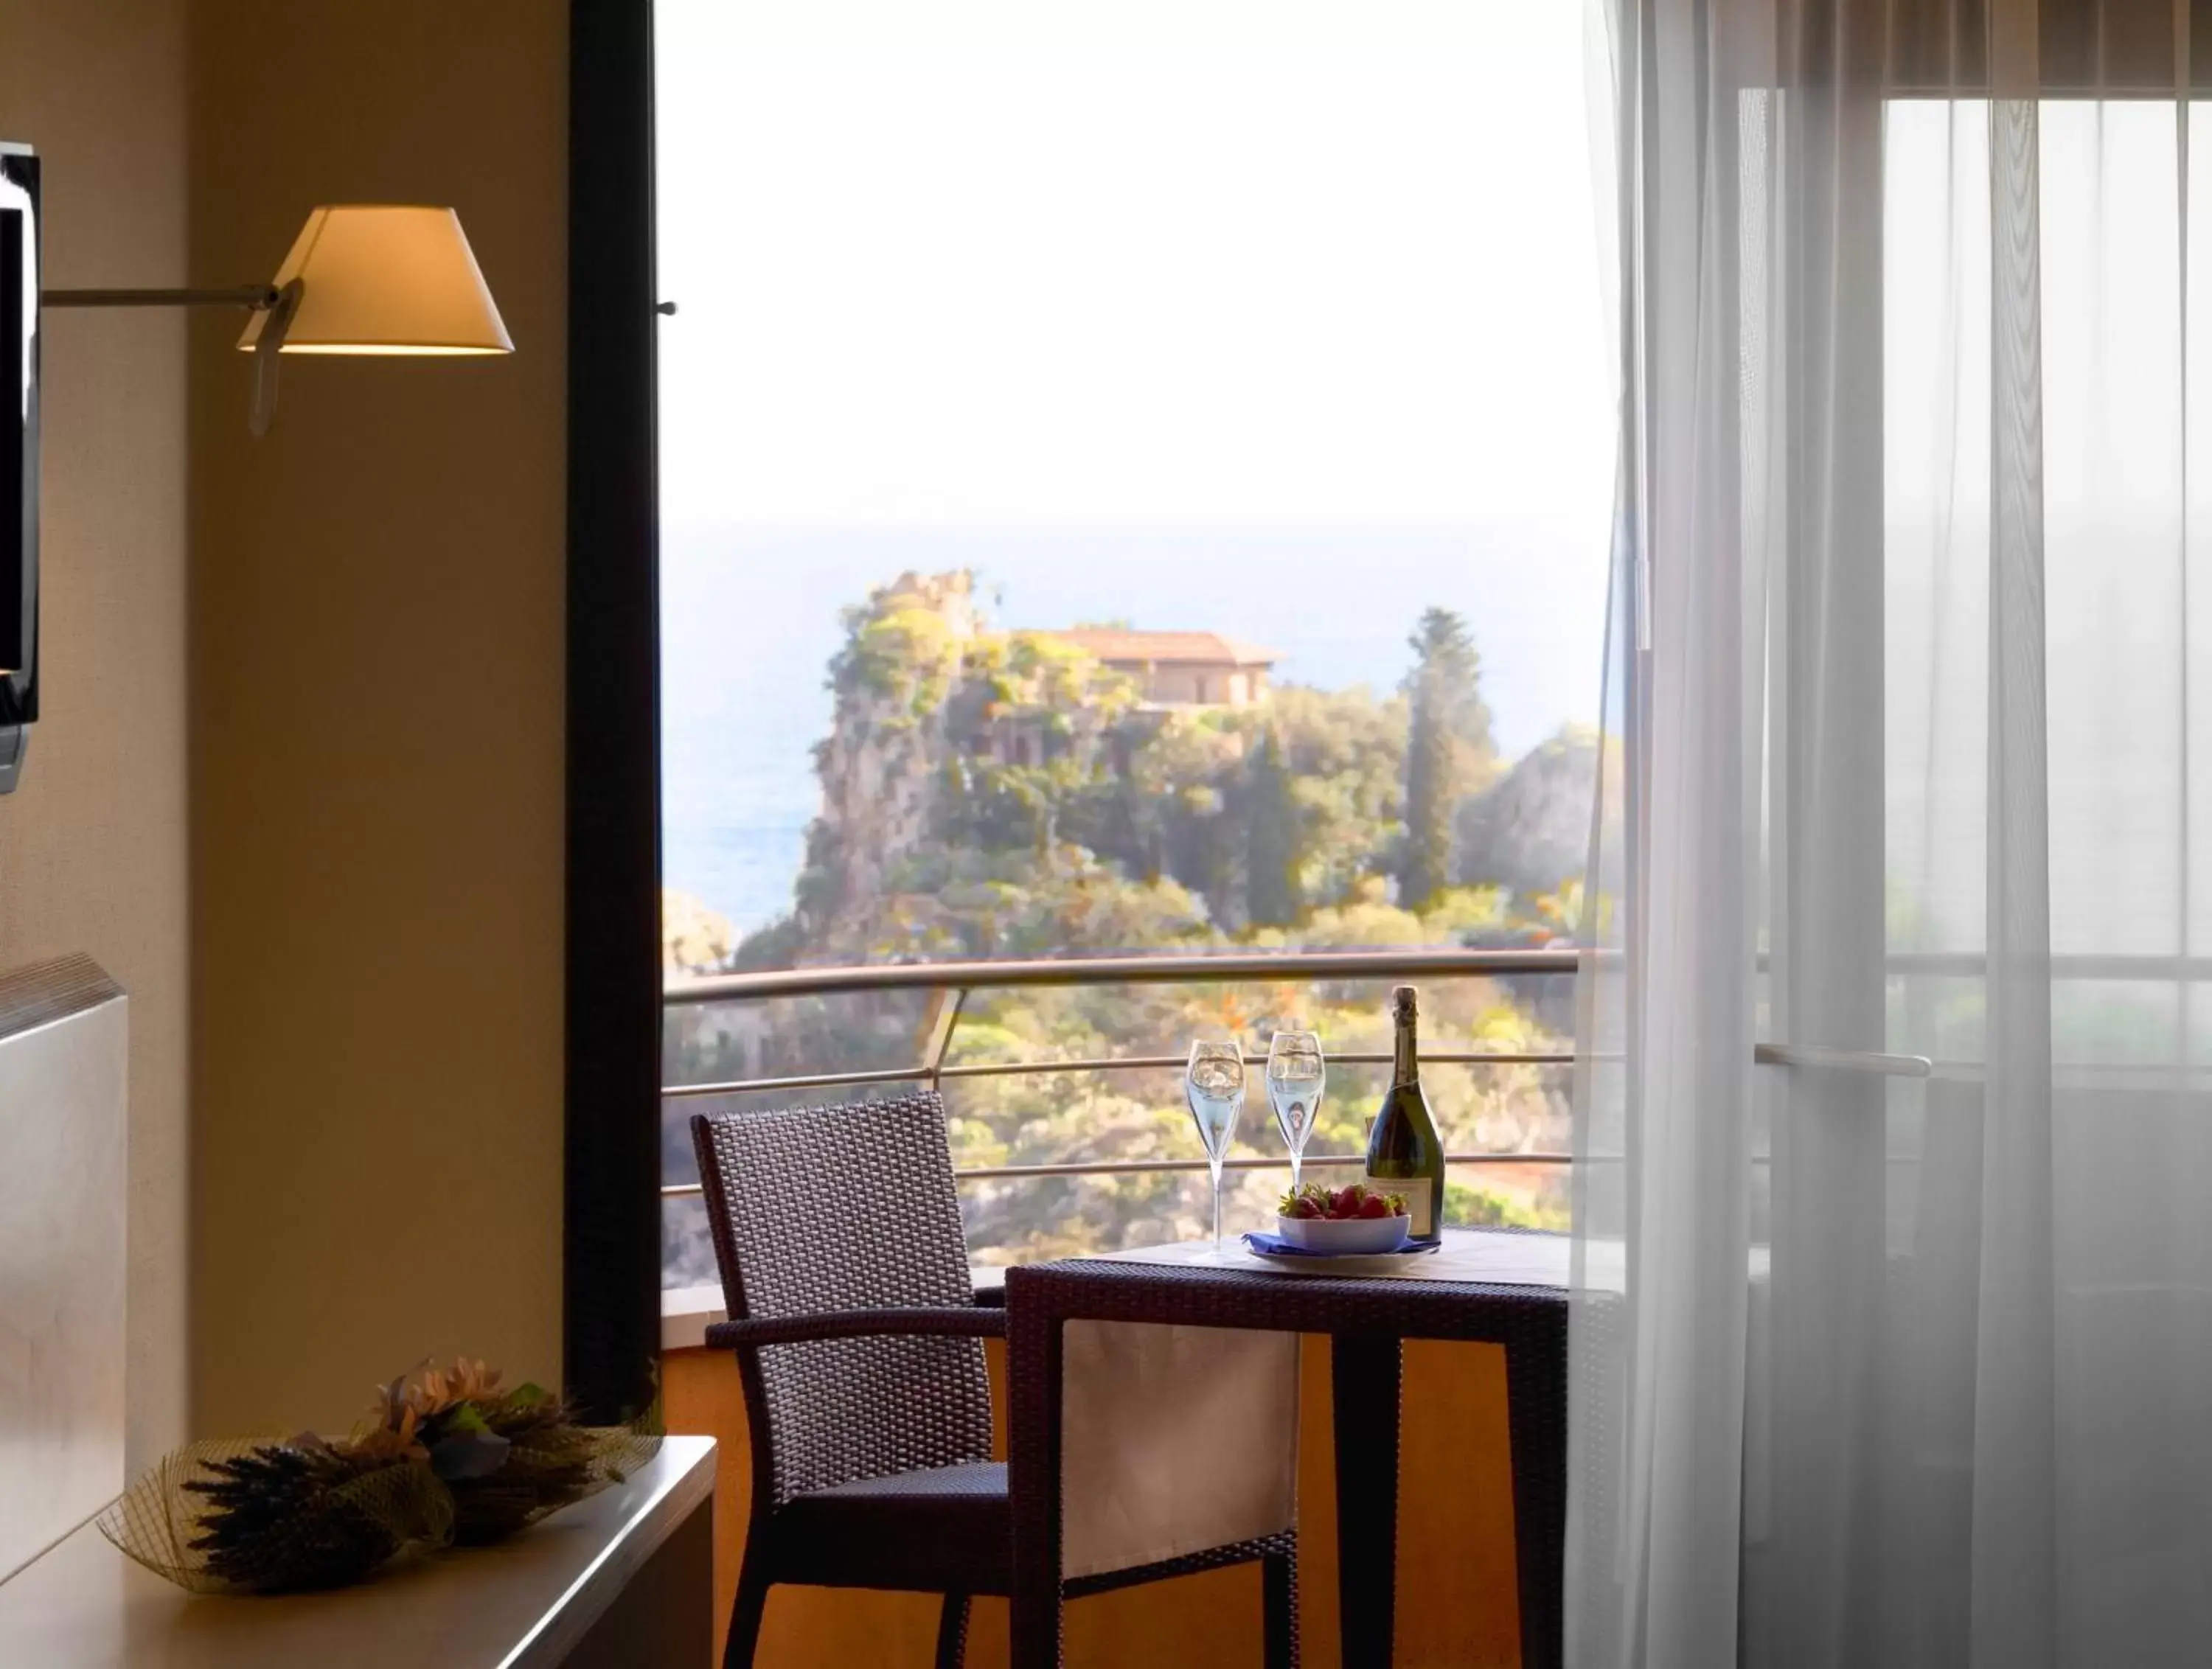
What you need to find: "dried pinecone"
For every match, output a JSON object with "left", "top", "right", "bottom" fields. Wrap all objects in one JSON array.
[{"left": 181, "top": 1438, "right": 447, "bottom": 1592}]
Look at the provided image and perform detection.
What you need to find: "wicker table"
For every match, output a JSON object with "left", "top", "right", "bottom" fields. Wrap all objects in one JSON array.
[{"left": 1004, "top": 1229, "right": 1570, "bottom": 1669}]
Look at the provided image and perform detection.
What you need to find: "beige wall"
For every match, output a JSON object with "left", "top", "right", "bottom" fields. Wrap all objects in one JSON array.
[
  {"left": 0, "top": 0, "right": 569, "bottom": 1454},
  {"left": 1116, "top": 662, "right": 1269, "bottom": 708},
  {"left": 0, "top": 0, "right": 192, "bottom": 1469},
  {"left": 187, "top": 0, "right": 568, "bottom": 1432}
]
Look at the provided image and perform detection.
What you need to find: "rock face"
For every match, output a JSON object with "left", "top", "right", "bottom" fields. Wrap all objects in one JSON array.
[
  {"left": 1453, "top": 726, "right": 1607, "bottom": 899},
  {"left": 775, "top": 571, "right": 1147, "bottom": 961},
  {"left": 662, "top": 889, "right": 737, "bottom": 975},
  {"left": 798, "top": 571, "right": 982, "bottom": 934}
]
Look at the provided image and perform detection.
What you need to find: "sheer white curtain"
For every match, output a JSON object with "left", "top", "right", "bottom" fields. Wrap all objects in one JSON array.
[{"left": 1573, "top": 1, "right": 2212, "bottom": 1665}]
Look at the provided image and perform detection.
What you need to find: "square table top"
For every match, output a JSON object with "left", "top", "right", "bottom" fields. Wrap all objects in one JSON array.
[
  {"left": 1001, "top": 1228, "right": 1580, "bottom": 1343},
  {"left": 978, "top": 1227, "right": 1575, "bottom": 1293},
  {"left": 1102, "top": 1227, "right": 1573, "bottom": 1287}
]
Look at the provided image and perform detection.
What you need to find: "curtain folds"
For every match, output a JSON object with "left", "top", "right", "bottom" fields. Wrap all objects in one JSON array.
[{"left": 1574, "top": 1, "right": 2212, "bottom": 1664}]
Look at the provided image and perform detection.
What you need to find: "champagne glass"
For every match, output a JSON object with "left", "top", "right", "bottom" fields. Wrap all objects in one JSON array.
[
  {"left": 1184, "top": 1040, "right": 1246, "bottom": 1252},
  {"left": 1265, "top": 1030, "right": 1325, "bottom": 1194}
]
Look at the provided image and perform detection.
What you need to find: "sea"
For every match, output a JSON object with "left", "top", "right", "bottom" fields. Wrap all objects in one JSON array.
[{"left": 660, "top": 524, "right": 1610, "bottom": 939}]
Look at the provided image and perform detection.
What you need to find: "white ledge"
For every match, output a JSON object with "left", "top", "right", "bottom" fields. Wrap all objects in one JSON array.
[{"left": 0, "top": 1436, "right": 717, "bottom": 1669}]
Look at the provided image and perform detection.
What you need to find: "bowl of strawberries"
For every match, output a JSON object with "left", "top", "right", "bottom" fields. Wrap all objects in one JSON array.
[{"left": 1275, "top": 1182, "right": 1411, "bottom": 1253}]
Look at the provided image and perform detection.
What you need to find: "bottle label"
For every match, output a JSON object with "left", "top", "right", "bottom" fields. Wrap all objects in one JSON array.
[{"left": 1363, "top": 1170, "right": 1434, "bottom": 1236}]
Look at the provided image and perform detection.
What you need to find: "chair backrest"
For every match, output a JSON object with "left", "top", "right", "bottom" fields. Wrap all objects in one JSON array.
[{"left": 689, "top": 1090, "right": 994, "bottom": 1505}]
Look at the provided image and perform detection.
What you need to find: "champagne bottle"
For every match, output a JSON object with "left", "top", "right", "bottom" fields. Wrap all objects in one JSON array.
[{"left": 1363, "top": 984, "right": 1445, "bottom": 1242}]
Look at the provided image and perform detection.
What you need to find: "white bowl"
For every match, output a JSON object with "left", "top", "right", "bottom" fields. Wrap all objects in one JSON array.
[{"left": 1275, "top": 1212, "right": 1411, "bottom": 1254}]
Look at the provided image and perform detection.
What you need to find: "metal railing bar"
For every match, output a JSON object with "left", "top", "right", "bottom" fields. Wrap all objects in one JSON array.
[
  {"left": 941, "top": 1048, "right": 1573, "bottom": 1078},
  {"left": 919, "top": 986, "right": 964, "bottom": 1080},
  {"left": 661, "top": 1047, "right": 1579, "bottom": 1100},
  {"left": 1881, "top": 952, "right": 2212, "bottom": 980},
  {"left": 666, "top": 946, "right": 1582, "bottom": 1006},
  {"left": 659, "top": 1149, "right": 1575, "bottom": 1196},
  {"left": 662, "top": 1064, "right": 930, "bottom": 1099},
  {"left": 1753, "top": 1042, "right": 1934, "bottom": 1079},
  {"left": 949, "top": 1152, "right": 1575, "bottom": 1181},
  {"left": 1915, "top": 1059, "right": 2212, "bottom": 1081},
  {"left": 665, "top": 946, "right": 2212, "bottom": 1014}
]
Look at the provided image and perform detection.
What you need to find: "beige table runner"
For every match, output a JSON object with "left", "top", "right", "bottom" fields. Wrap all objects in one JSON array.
[{"left": 1060, "top": 1314, "right": 1300, "bottom": 1579}]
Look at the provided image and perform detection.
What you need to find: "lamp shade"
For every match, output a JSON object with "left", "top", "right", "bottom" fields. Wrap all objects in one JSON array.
[{"left": 236, "top": 206, "right": 512, "bottom": 356}]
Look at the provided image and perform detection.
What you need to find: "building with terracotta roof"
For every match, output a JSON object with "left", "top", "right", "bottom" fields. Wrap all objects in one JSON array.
[{"left": 1048, "top": 629, "right": 1282, "bottom": 708}]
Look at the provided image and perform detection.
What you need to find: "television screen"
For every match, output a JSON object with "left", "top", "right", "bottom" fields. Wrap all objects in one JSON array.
[{"left": 1, "top": 143, "right": 37, "bottom": 793}]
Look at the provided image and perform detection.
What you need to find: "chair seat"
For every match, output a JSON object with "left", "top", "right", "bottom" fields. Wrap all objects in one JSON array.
[{"left": 765, "top": 1460, "right": 1013, "bottom": 1595}]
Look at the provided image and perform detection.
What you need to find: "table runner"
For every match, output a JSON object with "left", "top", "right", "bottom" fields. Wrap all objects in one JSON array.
[
  {"left": 1058, "top": 1242, "right": 1295, "bottom": 1578},
  {"left": 1059, "top": 1315, "right": 1299, "bottom": 1579}
]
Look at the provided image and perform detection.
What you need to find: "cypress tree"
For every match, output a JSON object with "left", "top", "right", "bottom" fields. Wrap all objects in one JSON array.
[
  {"left": 1245, "top": 726, "right": 1301, "bottom": 927},
  {"left": 1399, "top": 607, "right": 1492, "bottom": 909}
]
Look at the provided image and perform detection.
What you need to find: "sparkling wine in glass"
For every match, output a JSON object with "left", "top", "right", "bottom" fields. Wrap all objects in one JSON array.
[
  {"left": 1184, "top": 1040, "right": 1246, "bottom": 1252},
  {"left": 1266, "top": 1030, "right": 1325, "bottom": 1194}
]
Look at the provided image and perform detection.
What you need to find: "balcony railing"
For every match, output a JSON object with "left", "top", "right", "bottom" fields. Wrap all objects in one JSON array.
[
  {"left": 658, "top": 943, "right": 1970, "bottom": 1205},
  {"left": 660, "top": 947, "right": 1587, "bottom": 1196}
]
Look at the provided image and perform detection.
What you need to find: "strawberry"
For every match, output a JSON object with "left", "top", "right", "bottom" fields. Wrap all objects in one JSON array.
[
  {"left": 1329, "top": 1185, "right": 1364, "bottom": 1220},
  {"left": 1357, "top": 1194, "right": 1391, "bottom": 1219},
  {"left": 1283, "top": 1196, "right": 1319, "bottom": 1220}
]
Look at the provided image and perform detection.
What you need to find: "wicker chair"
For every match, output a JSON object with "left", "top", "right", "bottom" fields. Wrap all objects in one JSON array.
[{"left": 692, "top": 1091, "right": 1298, "bottom": 1668}]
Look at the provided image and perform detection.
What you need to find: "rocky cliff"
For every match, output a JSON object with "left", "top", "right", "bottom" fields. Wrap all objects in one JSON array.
[
  {"left": 723, "top": 570, "right": 1599, "bottom": 975},
  {"left": 1453, "top": 725, "right": 1610, "bottom": 899},
  {"left": 795, "top": 570, "right": 984, "bottom": 934}
]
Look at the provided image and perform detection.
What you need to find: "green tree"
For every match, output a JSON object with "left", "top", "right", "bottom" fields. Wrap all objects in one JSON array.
[
  {"left": 1399, "top": 607, "right": 1493, "bottom": 909},
  {"left": 1245, "top": 726, "right": 1301, "bottom": 927}
]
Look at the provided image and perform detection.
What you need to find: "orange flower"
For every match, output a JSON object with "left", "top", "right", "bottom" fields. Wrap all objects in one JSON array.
[
  {"left": 347, "top": 1396, "right": 428, "bottom": 1465},
  {"left": 400, "top": 1356, "right": 507, "bottom": 1420}
]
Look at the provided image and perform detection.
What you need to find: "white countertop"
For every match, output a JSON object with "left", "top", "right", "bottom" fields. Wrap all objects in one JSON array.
[{"left": 0, "top": 1435, "right": 716, "bottom": 1669}]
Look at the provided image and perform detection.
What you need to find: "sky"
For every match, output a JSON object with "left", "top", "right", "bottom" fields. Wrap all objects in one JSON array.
[{"left": 655, "top": 0, "right": 1615, "bottom": 537}]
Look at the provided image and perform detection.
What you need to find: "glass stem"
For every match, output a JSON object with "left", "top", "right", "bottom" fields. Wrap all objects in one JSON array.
[
  {"left": 1289, "top": 1150, "right": 1302, "bottom": 1194},
  {"left": 1211, "top": 1164, "right": 1224, "bottom": 1249}
]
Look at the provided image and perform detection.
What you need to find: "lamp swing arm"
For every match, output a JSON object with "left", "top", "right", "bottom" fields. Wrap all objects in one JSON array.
[
  {"left": 38, "top": 280, "right": 306, "bottom": 435},
  {"left": 41, "top": 284, "right": 285, "bottom": 310}
]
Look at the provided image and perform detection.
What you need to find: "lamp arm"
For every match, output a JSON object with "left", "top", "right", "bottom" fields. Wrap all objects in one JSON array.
[
  {"left": 247, "top": 279, "right": 304, "bottom": 439},
  {"left": 41, "top": 282, "right": 302, "bottom": 437},
  {"left": 40, "top": 285, "right": 281, "bottom": 310}
]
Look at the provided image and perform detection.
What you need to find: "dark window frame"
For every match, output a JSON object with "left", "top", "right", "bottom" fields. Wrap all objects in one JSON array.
[{"left": 566, "top": 0, "right": 663, "bottom": 1424}]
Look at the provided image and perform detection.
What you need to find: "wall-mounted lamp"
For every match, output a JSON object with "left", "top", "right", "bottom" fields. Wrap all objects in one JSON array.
[
  {"left": 49, "top": 203, "right": 513, "bottom": 437},
  {"left": 1, "top": 139, "right": 514, "bottom": 793}
]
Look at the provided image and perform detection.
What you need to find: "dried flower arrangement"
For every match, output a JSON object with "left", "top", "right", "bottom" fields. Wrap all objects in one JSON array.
[{"left": 97, "top": 1359, "right": 661, "bottom": 1595}]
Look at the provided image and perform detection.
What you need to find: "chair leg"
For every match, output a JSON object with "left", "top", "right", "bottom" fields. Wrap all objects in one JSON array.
[
  {"left": 934, "top": 1592, "right": 972, "bottom": 1669},
  {"left": 1264, "top": 1544, "right": 1300, "bottom": 1669},
  {"left": 723, "top": 1547, "right": 773, "bottom": 1669}
]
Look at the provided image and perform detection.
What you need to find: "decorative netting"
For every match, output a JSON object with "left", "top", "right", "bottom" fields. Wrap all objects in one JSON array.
[{"left": 97, "top": 1363, "right": 662, "bottom": 1595}]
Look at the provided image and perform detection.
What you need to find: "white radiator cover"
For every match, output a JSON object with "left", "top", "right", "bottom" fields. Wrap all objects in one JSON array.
[{"left": 0, "top": 955, "right": 126, "bottom": 1584}]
